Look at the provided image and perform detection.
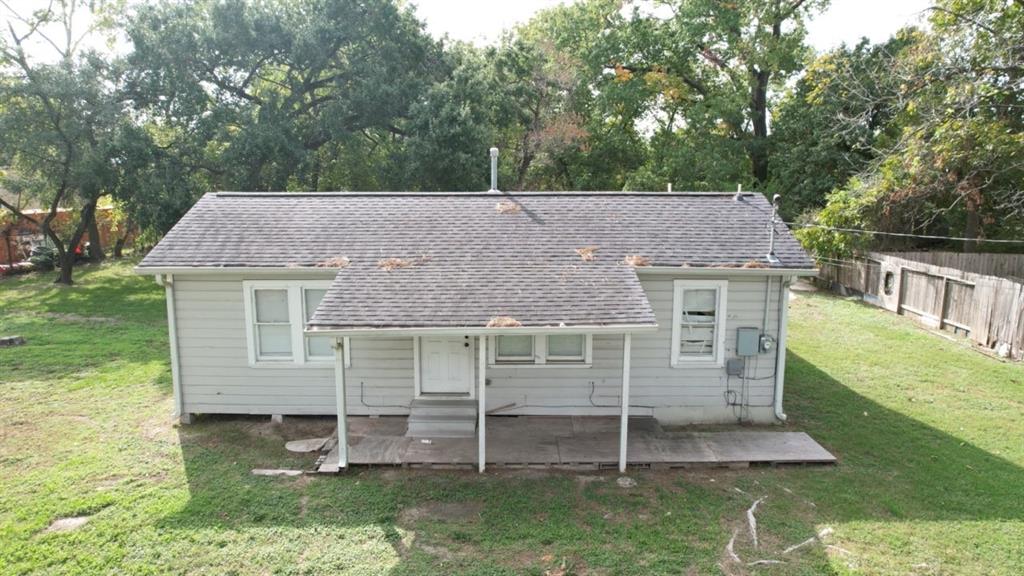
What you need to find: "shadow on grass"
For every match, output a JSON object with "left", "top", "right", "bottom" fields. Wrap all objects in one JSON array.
[
  {"left": 785, "top": 352, "right": 1024, "bottom": 523},
  {"left": 1, "top": 261, "right": 165, "bottom": 324},
  {"left": 153, "top": 352, "right": 1023, "bottom": 573}
]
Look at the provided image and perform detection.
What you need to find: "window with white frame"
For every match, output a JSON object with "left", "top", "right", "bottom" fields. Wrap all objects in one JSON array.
[
  {"left": 670, "top": 279, "right": 727, "bottom": 366},
  {"left": 243, "top": 281, "right": 350, "bottom": 366},
  {"left": 491, "top": 334, "right": 592, "bottom": 365}
]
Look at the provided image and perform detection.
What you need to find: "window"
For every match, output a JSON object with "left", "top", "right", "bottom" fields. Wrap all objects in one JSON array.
[
  {"left": 491, "top": 334, "right": 592, "bottom": 366},
  {"left": 546, "top": 334, "right": 585, "bottom": 362},
  {"left": 303, "top": 288, "right": 334, "bottom": 360},
  {"left": 243, "top": 281, "right": 350, "bottom": 367},
  {"left": 254, "top": 289, "right": 292, "bottom": 359},
  {"left": 670, "top": 280, "right": 727, "bottom": 366},
  {"left": 496, "top": 335, "right": 534, "bottom": 362}
]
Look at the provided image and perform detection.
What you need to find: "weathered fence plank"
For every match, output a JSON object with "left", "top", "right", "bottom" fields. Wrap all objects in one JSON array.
[{"left": 818, "top": 251, "right": 1024, "bottom": 360}]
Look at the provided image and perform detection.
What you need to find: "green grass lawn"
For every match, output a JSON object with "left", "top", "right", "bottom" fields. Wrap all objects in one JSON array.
[{"left": 1, "top": 262, "right": 1022, "bottom": 575}]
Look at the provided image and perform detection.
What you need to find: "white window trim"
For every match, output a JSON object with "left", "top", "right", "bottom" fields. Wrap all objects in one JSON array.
[
  {"left": 242, "top": 280, "right": 350, "bottom": 368},
  {"left": 670, "top": 279, "right": 728, "bottom": 367},
  {"left": 487, "top": 334, "right": 593, "bottom": 367}
]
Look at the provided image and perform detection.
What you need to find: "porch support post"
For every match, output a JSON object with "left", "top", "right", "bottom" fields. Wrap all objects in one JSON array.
[
  {"left": 619, "top": 333, "right": 632, "bottom": 473},
  {"left": 478, "top": 335, "right": 487, "bottom": 473},
  {"left": 334, "top": 338, "right": 349, "bottom": 469}
]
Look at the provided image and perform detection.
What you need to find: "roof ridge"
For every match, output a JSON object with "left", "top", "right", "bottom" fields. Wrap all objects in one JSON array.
[{"left": 211, "top": 191, "right": 759, "bottom": 198}]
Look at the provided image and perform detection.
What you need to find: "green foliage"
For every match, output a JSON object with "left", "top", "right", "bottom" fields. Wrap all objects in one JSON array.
[{"left": 797, "top": 0, "right": 1024, "bottom": 252}]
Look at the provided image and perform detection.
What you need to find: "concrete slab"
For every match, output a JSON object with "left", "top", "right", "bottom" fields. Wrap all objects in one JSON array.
[
  {"left": 488, "top": 436, "right": 560, "bottom": 464},
  {"left": 348, "top": 416, "right": 407, "bottom": 437},
  {"left": 627, "top": 435, "right": 718, "bottom": 463},
  {"left": 571, "top": 416, "right": 661, "bottom": 437},
  {"left": 404, "top": 437, "right": 477, "bottom": 464},
  {"left": 557, "top": 433, "right": 619, "bottom": 464},
  {"left": 703, "top": 431, "right": 836, "bottom": 463},
  {"left": 311, "top": 416, "right": 836, "bottom": 470},
  {"left": 349, "top": 436, "right": 411, "bottom": 465},
  {"left": 488, "top": 415, "right": 575, "bottom": 439}
]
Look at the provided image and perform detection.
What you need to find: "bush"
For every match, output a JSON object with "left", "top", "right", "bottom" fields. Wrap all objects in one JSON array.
[{"left": 28, "top": 245, "right": 57, "bottom": 270}]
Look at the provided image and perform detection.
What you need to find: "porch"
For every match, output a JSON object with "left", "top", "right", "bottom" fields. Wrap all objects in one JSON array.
[{"left": 316, "top": 415, "right": 836, "bottom": 471}]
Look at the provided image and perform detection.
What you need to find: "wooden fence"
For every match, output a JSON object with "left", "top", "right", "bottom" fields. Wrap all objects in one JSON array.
[{"left": 818, "top": 252, "right": 1024, "bottom": 360}]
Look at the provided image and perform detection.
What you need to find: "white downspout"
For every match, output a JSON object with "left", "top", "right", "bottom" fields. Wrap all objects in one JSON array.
[
  {"left": 773, "top": 279, "right": 791, "bottom": 422},
  {"left": 334, "top": 338, "right": 349, "bottom": 469},
  {"left": 156, "top": 274, "right": 187, "bottom": 423}
]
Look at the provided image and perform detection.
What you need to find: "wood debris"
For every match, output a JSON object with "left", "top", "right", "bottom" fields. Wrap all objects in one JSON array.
[
  {"left": 486, "top": 316, "right": 523, "bottom": 328},
  {"left": 316, "top": 256, "right": 350, "bottom": 268},
  {"left": 45, "top": 516, "right": 90, "bottom": 533},
  {"left": 726, "top": 529, "right": 741, "bottom": 563},
  {"left": 576, "top": 246, "right": 599, "bottom": 262},
  {"left": 623, "top": 255, "right": 651, "bottom": 267},
  {"left": 747, "top": 497, "right": 765, "bottom": 548},
  {"left": 0, "top": 335, "right": 26, "bottom": 347},
  {"left": 495, "top": 200, "right": 522, "bottom": 214},
  {"left": 251, "top": 469, "right": 304, "bottom": 477}
]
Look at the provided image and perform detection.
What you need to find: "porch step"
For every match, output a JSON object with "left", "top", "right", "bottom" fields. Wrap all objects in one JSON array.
[{"left": 407, "top": 399, "right": 477, "bottom": 438}]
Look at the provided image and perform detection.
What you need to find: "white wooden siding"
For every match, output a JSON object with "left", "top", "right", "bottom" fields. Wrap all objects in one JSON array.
[{"left": 171, "top": 272, "right": 786, "bottom": 423}]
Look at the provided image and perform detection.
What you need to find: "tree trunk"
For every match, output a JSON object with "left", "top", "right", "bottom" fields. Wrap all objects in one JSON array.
[
  {"left": 113, "top": 234, "right": 127, "bottom": 258},
  {"left": 963, "top": 198, "right": 981, "bottom": 253},
  {"left": 749, "top": 67, "right": 770, "bottom": 186},
  {"left": 961, "top": 178, "right": 982, "bottom": 253},
  {"left": 87, "top": 210, "right": 105, "bottom": 262},
  {"left": 3, "top": 230, "right": 13, "bottom": 269},
  {"left": 50, "top": 198, "right": 98, "bottom": 285}
]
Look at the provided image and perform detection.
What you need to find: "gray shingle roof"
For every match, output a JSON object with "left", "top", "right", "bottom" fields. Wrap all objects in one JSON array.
[
  {"left": 140, "top": 191, "right": 814, "bottom": 330},
  {"left": 308, "top": 261, "right": 657, "bottom": 330}
]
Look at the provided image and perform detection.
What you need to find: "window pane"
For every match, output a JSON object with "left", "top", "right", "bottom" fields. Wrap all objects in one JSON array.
[
  {"left": 497, "top": 335, "right": 533, "bottom": 358},
  {"left": 682, "top": 288, "right": 716, "bottom": 311},
  {"left": 307, "top": 335, "right": 333, "bottom": 358},
  {"left": 547, "top": 334, "right": 584, "bottom": 358},
  {"left": 258, "top": 324, "right": 292, "bottom": 357},
  {"left": 255, "top": 289, "right": 290, "bottom": 323},
  {"left": 679, "top": 325, "right": 715, "bottom": 356},
  {"left": 304, "top": 289, "right": 327, "bottom": 321}
]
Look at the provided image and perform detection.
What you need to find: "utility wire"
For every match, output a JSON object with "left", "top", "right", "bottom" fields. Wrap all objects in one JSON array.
[{"left": 785, "top": 222, "right": 1024, "bottom": 244}]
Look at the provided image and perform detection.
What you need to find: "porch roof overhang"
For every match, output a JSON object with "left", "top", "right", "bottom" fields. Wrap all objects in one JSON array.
[{"left": 306, "top": 261, "right": 658, "bottom": 336}]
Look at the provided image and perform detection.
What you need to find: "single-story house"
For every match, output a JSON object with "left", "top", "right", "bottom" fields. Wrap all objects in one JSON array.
[{"left": 136, "top": 179, "right": 816, "bottom": 472}]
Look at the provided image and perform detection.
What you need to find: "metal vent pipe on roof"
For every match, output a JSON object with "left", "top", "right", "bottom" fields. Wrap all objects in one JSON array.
[
  {"left": 489, "top": 147, "right": 499, "bottom": 192},
  {"left": 767, "top": 194, "right": 781, "bottom": 264}
]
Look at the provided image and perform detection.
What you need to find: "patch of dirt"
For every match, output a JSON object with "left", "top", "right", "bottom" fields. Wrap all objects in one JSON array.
[
  {"left": 38, "top": 312, "right": 121, "bottom": 325},
  {"left": 44, "top": 516, "right": 91, "bottom": 533},
  {"left": 398, "top": 501, "right": 484, "bottom": 525}
]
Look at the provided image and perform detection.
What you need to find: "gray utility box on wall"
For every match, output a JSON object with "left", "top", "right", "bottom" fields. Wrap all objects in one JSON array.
[{"left": 736, "top": 327, "right": 761, "bottom": 357}]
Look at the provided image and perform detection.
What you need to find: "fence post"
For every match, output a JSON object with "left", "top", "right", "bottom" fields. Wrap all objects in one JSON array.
[{"left": 939, "top": 277, "right": 949, "bottom": 330}]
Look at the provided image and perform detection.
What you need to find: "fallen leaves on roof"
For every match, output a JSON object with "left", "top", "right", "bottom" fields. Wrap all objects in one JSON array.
[
  {"left": 576, "top": 246, "right": 599, "bottom": 262},
  {"left": 316, "top": 256, "right": 351, "bottom": 268},
  {"left": 377, "top": 255, "right": 430, "bottom": 271},
  {"left": 495, "top": 200, "right": 522, "bottom": 214},
  {"left": 623, "top": 255, "right": 651, "bottom": 267},
  {"left": 742, "top": 259, "right": 768, "bottom": 268},
  {"left": 486, "top": 316, "right": 523, "bottom": 328}
]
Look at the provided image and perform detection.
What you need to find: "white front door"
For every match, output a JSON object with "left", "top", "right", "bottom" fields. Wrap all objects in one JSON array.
[{"left": 419, "top": 336, "right": 473, "bottom": 395}]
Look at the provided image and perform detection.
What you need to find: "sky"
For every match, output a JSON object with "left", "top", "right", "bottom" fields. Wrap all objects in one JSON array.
[
  {"left": 414, "top": 0, "right": 933, "bottom": 50},
  {"left": 1, "top": 0, "right": 934, "bottom": 62}
]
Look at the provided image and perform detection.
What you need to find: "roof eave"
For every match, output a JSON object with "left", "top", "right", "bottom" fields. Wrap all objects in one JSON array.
[
  {"left": 303, "top": 323, "right": 660, "bottom": 338},
  {"left": 635, "top": 266, "right": 818, "bottom": 277}
]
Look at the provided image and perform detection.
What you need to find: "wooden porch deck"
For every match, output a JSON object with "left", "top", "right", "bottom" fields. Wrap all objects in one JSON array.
[{"left": 317, "top": 416, "right": 836, "bottom": 471}]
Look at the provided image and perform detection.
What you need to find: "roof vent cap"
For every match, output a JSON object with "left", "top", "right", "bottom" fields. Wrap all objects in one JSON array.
[{"left": 489, "top": 147, "right": 499, "bottom": 193}]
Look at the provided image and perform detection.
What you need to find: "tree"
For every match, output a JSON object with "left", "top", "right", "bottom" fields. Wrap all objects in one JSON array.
[
  {"left": 0, "top": 0, "right": 131, "bottom": 284},
  {"left": 600, "top": 0, "right": 828, "bottom": 189},
  {"left": 805, "top": 0, "right": 1024, "bottom": 253},
  {"left": 768, "top": 33, "right": 917, "bottom": 219},
  {"left": 125, "top": 0, "right": 443, "bottom": 197}
]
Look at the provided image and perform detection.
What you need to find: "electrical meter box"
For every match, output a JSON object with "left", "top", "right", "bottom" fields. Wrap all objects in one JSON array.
[{"left": 736, "top": 327, "right": 761, "bottom": 356}]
